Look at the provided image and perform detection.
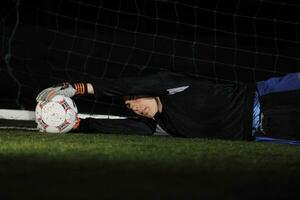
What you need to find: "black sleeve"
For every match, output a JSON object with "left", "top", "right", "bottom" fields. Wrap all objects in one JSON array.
[
  {"left": 77, "top": 117, "right": 157, "bottom": 136},
  {"left": 88, "top": 71, "right": 191, "bottom": 98}
]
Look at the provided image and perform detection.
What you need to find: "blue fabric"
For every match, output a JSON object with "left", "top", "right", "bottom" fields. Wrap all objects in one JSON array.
[
  {"left": 255, "top": 137, "right": 300, "bottom": 146},
  {"left": 256, "top": 73, "right": 300, "bottom": 96},
  {"left": 253, "top": 73, "right": 300, "bottom": 145}
]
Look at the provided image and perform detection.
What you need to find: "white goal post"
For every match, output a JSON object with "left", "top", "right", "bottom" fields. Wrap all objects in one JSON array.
[{"left": 0, "top": 109, "right": 126, "bottom": 121}]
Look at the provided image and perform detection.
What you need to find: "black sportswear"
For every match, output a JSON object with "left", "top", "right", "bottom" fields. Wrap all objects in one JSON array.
[{"left": 79, "top": 71, "right": 255, "bottom": 140}]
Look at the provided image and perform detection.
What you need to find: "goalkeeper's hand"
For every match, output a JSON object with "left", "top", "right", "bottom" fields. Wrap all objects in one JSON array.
[{"left": 36, "top": 82, "right": 86, "bottom": 102}]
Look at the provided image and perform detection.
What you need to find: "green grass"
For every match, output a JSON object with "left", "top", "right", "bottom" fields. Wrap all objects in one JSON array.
[{"left": 0, "top": 130, "right": 300, "bottom": 199}]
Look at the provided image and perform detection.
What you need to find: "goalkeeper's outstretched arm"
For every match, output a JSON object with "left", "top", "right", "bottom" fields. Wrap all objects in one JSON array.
[{"left": 36, "top": 71, "right": 191, "bottom": 101}]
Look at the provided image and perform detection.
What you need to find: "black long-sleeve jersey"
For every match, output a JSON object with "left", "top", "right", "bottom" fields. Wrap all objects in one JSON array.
[{"left": 79, "top": 71, "right": 255, "bottom": 140}]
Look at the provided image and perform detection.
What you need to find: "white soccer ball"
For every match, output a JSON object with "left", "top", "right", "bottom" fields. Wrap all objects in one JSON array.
[{"left": 35, "top": 95, "right": 78, "bottom": 133}]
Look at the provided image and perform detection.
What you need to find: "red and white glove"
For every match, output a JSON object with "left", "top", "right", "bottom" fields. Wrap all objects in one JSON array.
[{"left": 36, "top": 82, "right": 87, "bottom": 102}]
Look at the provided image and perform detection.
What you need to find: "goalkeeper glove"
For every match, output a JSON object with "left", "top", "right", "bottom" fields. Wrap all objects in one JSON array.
[{"left": 36, "top": 82, "right": 87, "bottom": 102}]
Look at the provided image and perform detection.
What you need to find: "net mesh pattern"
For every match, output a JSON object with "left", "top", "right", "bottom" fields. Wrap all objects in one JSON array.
[{"left": 1, "top": 0, "right": 299, "bottom": 115}]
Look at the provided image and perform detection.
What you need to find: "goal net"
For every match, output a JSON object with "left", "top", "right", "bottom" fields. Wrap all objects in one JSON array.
[{"left": 1, "top": 0, "right": 299, "bottom": 119}]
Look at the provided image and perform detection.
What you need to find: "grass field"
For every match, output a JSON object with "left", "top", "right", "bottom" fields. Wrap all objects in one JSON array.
[{"left": 0, "top": 129, "right": 300, "bottom": 199}]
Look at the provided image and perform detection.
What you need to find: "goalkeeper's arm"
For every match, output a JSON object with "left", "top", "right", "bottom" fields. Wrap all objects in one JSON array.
[
  {"left": 70, "top": 83, "right": 94, "bottom": 95},
  {"left": 37, "top": 71, "right": 191, "bottom": 101},
  {"left": 36, "top": 82, "right": 95, "bottom": 102},
  {"left": 84, "top": 83, "right": 94, "bottom": 94}
]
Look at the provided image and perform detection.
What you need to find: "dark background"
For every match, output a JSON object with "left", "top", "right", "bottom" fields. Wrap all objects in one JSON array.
[{"left": 0, "top": 0, "right": 299, "bottom": 115}]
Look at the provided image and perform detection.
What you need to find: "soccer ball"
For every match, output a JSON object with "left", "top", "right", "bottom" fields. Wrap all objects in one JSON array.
[{"left": 35, "top": 95, "right": 78, "bottom": 133}]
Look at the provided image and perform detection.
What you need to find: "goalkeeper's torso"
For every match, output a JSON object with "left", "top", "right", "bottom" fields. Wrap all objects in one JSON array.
[{"left": 155, "top": 78, "right": 255, "bottom": 140}]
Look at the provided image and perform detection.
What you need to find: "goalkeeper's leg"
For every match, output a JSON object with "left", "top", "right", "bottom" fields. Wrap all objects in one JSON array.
[
  {"left": 253, "top": 73, "right": 300, "bottom": 134},
  {"left": 256, "top": 72, "right": 300, "bottom": 96},
  {"left": 255, "top": 72, "right": 300, "bottom": 139}
]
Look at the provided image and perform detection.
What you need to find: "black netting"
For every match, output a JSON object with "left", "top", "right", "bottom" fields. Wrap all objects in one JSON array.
[{"left": 1, "top": 0, "right": 299, "bottom": 115}]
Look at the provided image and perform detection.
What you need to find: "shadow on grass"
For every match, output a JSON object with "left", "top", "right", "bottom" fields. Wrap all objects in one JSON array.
[{"left": 0, "top": 155, "right": 299, "bottom": 200}]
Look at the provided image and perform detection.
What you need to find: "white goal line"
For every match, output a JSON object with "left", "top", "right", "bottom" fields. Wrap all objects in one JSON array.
[{"left": 0, "top": 109, "right": 126, "bottom": 121}]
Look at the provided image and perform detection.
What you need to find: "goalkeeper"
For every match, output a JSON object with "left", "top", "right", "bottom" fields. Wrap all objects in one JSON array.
[{"left": 36, "top": 71, "right": 300, "bottom": 140}]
